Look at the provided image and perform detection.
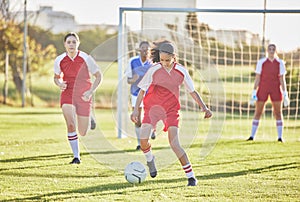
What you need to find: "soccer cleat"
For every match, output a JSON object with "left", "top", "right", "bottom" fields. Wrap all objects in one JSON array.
[
  {"left": 278, "top": 138, "right": 283, "bottom": 142},
  {"left": 70, "top": 157, "right": 80, "bottom": 164},
  {"left": 147, "top": 156, "right": 157, "bottom": 178},
  {"left": 151, "top": 132, "right": 156, "bottom": 140},
  {"left": 187, "top": 177, "right": 198, "bottom": 186},
  {"left": 246, "top": 137, "right": 254, "bottom": 141},
  {"left": 90, "top": 117, "right": 96, "bottom": 130},
  {"left": 136, "top": 145, "right": 141, "bottom": 150}
]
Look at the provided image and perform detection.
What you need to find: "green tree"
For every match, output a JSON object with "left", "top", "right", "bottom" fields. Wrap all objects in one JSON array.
[
  {"left": 78, "top": 28, "right": 116, "bottom": 53},
  {"left": 0, "top": 19, "right": 56, "bottom": 98}
]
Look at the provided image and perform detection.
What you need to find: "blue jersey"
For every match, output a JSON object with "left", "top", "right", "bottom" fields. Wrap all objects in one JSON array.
[{"left": 126, "top": 56, "right": 152, "bottom": 96}]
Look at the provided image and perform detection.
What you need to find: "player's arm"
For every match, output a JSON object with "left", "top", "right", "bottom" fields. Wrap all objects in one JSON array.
[
  {"left": 248, "top": 56, "right": 263, "bottom": 105},
  {"left": 90, "top": 71, "right": 102, "bottom": 92},
  {"left": 253, "top": 73, "right": 260, "bottom": 90},
  {"left": 279, "top": 75, "right": 287, "bottom": 92},
  {"left": 126, "top": 59, "right": 139, "bottom": 84},
  {"left": 131, "top": 65, "right": 155, "bottom": 122},
  {"left": 127, "top": 74, "right": 139, "bottom": 84},
  {"left": 82, "top": 71, "right": 102, "bottom": 101},
  {"left": 280, "top": 74, "right": 289, "bottom": 107},
  {"left": 180, "top": 65, "right": 212, "bottom": 118},
  {"left": 131, "top": 89, "right": 145, "bottom": 123},
  {"left": 82, "top": 56, "right": 103, "bottom": 101},
  {"left": 53, "top": 74, "right": 67, "bottom": 91},
  {"left": 279, "top": 59, "right": 287, "bottom": 92},
  {"left": 278, "top": 59, "right": 289, "bottom": 106},
  {"left": 190, "top": 91, "right": 212, "bottom": 119},
  {"left": 53, "top": 57, "right": 67, "bottom": 91},
  {"left": 249, "top": 73, "right": 260, "bottom": 106},
  {"left": 253, "top": 58, "right": 264, "bottom": 91}
]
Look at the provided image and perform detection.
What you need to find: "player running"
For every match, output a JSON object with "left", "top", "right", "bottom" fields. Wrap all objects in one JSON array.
[
  {"left": 131, "top": 42, "right": 212, "bottom": 186},
  {"left": 54, "top": 32, "right": 102, "bottom": 164},
  {"left": 126, "top": 41, "right": 156, "bottom": 150},
  {"left": 248, "top": 43, "right": 289, "bottom": 142}
]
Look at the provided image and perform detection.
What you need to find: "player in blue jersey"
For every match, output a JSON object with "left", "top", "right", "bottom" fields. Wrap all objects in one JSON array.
[{"left": 126, "top": 41, "right": 156, "bottom": 150}]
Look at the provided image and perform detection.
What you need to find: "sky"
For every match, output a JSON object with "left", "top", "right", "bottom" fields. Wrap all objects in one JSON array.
[{"left": 10, "top": 0, "right": 300, "bottom": 51}]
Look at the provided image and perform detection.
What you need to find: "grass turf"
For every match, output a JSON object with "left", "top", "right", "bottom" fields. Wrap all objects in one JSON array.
[{"left": 0, "top": 106, "right": 299, "bottom": 201}]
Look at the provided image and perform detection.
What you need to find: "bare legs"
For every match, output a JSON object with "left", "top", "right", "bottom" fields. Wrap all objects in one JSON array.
[
  {"left": 140, "top": 124, "right": 196, "bottom": 184},
  {"left": 133, "top": 107, "right": 142, "bottom": 150},
  {"left": 62, "top": 104, "right": 90, "bottom": 136},
  {"left": 62, "top": 104, "right": 91, "bottom": 163},
  {"left": 249, "top": 101, "right": 283, "bottom": 141}
]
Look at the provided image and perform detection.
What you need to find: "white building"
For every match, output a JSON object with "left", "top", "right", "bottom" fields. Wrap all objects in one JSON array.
[
  {"left": 138, "top": 1, "right": 264, "bottom": 49},
  {"left": 207, "top": 29, "right": 263, "bottom": 47},
  {"left": 14, "top": 6, "right": 77, "bottom": 34},
  {"left": 13, "top": 6, "right": 117, "bottom": 34}
]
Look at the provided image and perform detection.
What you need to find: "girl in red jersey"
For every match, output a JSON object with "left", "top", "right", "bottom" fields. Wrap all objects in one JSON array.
[
  {"left": 54, "top": 32, "right": 102, "bottom": 164},
  {"left": 130, "top": 42, "right": 212, "bottom": 186},
  {"left": 248, "top": 44, "right": 289, "bottom": 142}
]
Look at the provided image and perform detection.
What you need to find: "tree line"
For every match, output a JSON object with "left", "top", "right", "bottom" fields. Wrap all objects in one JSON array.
[{"left": 0, "top": 16, "right": 116, "bottom": 105}]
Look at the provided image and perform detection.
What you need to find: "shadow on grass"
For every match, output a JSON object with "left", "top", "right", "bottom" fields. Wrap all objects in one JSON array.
[
  {"left": 0, "top": 153, "right": 73, "bottom": 163},
  {"left": 199, "top": 162, "right": 300, "bottom": 180},
  {"left": 3, "top": 177, "right": 186, "bottom": 201},
  {"left": 193, "top": 140, "right": 300, "bottom": 167},
  {"left": 0, "top": 111, "right": 61, "bottom": 115},
  {"left": 0, "top": 165, "right": 110, "bottom": 179},
  {"left": 1, "top": 140, "right": 297, "bottom": 164},
  {"left": 4, "top": 161, "right": 299, "bottom": 201},
  {"left": 0, "top": 149, "right": 144, "bottom": 164}
]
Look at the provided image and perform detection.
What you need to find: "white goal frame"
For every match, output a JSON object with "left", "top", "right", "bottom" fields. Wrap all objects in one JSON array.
[{"left": 117, "top": 7, "right": 300, "bottom": 138}]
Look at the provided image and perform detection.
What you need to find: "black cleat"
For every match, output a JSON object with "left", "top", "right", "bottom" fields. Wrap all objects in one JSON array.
[
  {"left": 278, "top": 138, "right": 283, "bottom": 142},
  {"left": 90, "top": 117, "right": 96, "bottom": 130},
  {"left": 151, "top": 132, "right": 156, "bottom": 140},
  {"left": 187, "top": 177, "right": 198, "bottom": 186},
  {"left": 70, "top": 157, "right": 80, "bottom": 164},
  {"left": 147, "top": 156, "right": 157, "bottom": 178},
  {"left": 136, "top": 145, "right": 141, "bottom": 150},
  {"left": 247, "top": 137, "right": 254, "bottom": 141}
]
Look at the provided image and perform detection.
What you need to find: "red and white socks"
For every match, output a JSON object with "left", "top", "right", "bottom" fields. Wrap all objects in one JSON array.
[
  {"left": 142, "top": 145, "right": 153, "bottom": 162},
  {"left": 183, "top": 163, "right": 195, "bottom": 179},
  {"left": 68, "top": 131, "right": 80, "bottom": 160}
]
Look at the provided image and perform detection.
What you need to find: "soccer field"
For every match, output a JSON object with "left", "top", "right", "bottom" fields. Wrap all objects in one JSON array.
[{"left": 0, "top": 107, "right": 299, "bottom": 201}]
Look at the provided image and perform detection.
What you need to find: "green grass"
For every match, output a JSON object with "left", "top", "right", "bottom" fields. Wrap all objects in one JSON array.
[
  {"left": 1, "top": 62, "right": 255, "bottom": 107},
  {"left": 0, "top": 61, "right": 119, "bottom": 107},
  {"left": 0, "top": 63, "right": 299, "bottom": 201},
  {"left": 0, "top": 106, "right": 299, "bottom": 201}
]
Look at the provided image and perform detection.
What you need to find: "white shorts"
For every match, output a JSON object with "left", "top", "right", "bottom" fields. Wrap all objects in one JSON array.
[{"left": 131, "top": 95, "right": 143, "bottom": 108}]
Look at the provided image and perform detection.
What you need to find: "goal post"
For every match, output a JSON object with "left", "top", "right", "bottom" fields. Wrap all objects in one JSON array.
[{"left": 117, "top": 7, "right": 300, "bottom": 143}]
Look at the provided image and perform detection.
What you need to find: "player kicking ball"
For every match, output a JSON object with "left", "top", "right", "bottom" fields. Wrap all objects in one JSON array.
[{"left": 131, "top": 42, "right": 212, "bottom": 186}]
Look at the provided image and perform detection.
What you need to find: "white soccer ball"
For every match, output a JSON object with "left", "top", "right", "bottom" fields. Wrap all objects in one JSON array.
[{"left": 124, "top": 161, "right": 147, "bottom": 184}]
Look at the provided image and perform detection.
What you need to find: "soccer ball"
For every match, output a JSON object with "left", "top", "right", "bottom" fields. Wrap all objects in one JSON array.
[{"left": 124, "top": 161, "right": 147, "bottom": 184}]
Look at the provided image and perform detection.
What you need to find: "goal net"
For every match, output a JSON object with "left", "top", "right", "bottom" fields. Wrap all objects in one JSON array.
[{"left": 117, "top": 8, "right": 300, "bottom": 147}]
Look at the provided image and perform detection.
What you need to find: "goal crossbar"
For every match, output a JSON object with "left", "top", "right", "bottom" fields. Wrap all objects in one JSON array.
[{"left": 117, "top": 7, "right": 300, "bottom": 138}]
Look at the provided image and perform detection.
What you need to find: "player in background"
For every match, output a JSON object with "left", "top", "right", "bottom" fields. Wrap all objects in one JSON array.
[
  {"left": 248, "top": 44, "right": 289, "bottom": 142},
  {"left": 126, "top": 41, "right": 156, "bottom": 151},
  {"left": 54, "top": 32, "right": 102, "bottom": 164},
  {"left": 131, "top": 42, "right": 212, "bottom": 186}
]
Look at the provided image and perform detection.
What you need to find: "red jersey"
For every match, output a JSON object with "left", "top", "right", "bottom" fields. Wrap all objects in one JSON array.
[
  {"left": 54, "top": 51, "right": 99, "bottom": 115},
  {"left": 255, "top": 57, "right": 286, "bottom": 102},
  {"left": 255, "top": 57, "right": 286, "bottom": 88},
  {"left": 54, "top": 51, "right": 99, "bottom": 97},
  {"left": 138, "top": 62, "right": 195, "bottom": 131},
  {"left": 138, "top": 62, "right": 195, "bottom": 111}
]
